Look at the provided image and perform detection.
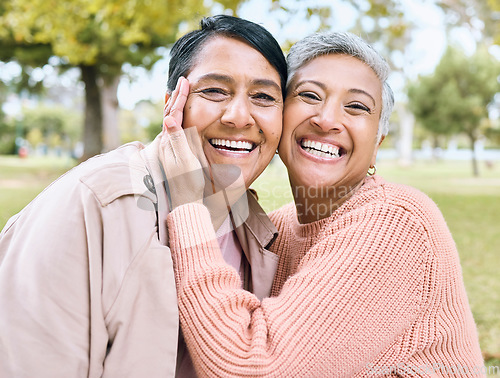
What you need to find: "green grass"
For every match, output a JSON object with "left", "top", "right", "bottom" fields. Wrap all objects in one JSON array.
[
  {"left": 0, "top": 155, "right": 75, "bottom": 228},
  {"left": 253, "top": 158, "right": 500, "bottom": 367},
  {"left": 1, "top": 155, "right": 499, "bottom": 368}
]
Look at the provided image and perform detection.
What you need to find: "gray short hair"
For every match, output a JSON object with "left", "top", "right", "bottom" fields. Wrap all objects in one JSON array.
[{"left": 287, "top": 32, "right": 394, "bottom": 141}]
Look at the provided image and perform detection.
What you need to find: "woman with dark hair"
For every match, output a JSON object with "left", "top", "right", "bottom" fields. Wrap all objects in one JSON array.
[
  {"left": 161, "top": 31, "right": 484, "bottom": 376},
  {"left": 0, "top": 15, "right": 287, "bottom": 377}
]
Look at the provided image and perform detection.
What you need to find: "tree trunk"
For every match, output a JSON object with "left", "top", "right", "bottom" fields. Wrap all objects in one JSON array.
[
  {"left": 396, "top": 103, "right": 414, "bottom": 166},
  {"left": 101, "top": 75, "right": 121, "bottom": 152},
  {"left": 80, "top": 65, "right": 103, "bottom": 162},
  {"left": 432, "top": 134, "right": 442, "bottom": 161},
  {"left": 469, "top": 133, "right": 480, "bottom": 177}
]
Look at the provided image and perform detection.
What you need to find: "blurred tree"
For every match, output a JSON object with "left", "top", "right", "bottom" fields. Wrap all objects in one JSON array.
[
  {"left": 408, "top": 45, "right": 500, "bottom": 176},
  {"left": 26, "top": 128, "right": 44, "bottom": 150},
  {"left": 21, "top": 105, "right": 83, "bottom": 153},
  {"left": 0, "top": 81, "right": 17, "bottom": 154},
  {"left": 0, "top": 0, "right": 244, "bottom": 161},
  {"left": 438, "top": 0, "right": 500, "bottom": 44},
  {"left": 485, "top": 120, "right": 500, "bottom": 146},
  {"left": 271, "top": 0, "right": 411, "bottom": 62},
  {"left": 120, "top": 100, "right": 162, "bottom": 144}
]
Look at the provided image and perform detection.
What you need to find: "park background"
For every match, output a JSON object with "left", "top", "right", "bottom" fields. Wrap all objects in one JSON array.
[{"left": 1, "top": 0, "right": 499, "bottom": 370}]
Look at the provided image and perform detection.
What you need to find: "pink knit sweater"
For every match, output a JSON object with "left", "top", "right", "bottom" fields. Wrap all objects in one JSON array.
[{"left": 167, "top": 176, "right": 485, "bottom": 377}]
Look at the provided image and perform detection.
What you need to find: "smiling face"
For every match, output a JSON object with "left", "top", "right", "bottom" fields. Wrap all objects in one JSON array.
[
  {"left": 180, "top": 36, "right": 283, "bottom": 188},
  {"left": 279, "top": 53, "right": 383, "bottom": 202}
]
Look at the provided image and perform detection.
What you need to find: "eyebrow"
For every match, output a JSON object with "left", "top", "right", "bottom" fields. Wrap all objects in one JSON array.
[
  {"left": 251, "top": 78, "right": 282, "bottom": 93},
  {"left": 197, "top": 73, "right": 234, "bottom": 84},
  {"left": 294, "top": 80, "right": 377, "bottom": 106},
  {"left": 348, "top": 88, "right": 376, "bottom": 106},
  {"left": 294, "top": 79, "right": 326, "bottom": 90},
  {"left": 196, "top": 73, "right": 281, "bottom": 92}
]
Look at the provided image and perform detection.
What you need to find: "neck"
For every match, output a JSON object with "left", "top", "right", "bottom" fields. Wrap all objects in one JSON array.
[{"left": 291, "top": 180, "right": 364, "bottom": 224}]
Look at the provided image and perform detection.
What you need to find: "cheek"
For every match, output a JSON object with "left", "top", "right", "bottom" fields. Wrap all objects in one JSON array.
[
  {"left": 279, "top": 105, "right": 301, "bottom": 149},
  {"left": 257, "top": 109, "right": 283, "bottom": 145},
  {"left": 282, "top": 100, "right": 305, "bottom": 132},
  {"left": 182, "top": 97, "right": 220, "bottom": 132}
]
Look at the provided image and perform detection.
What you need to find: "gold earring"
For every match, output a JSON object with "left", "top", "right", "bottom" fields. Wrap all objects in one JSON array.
[{"left": 367, "top": 165, "right": 377, "bottom": 176}]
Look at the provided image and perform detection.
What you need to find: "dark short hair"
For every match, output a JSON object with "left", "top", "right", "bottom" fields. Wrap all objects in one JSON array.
[{"left": 167, "top": 15, "right": 287, "bottom": 99}]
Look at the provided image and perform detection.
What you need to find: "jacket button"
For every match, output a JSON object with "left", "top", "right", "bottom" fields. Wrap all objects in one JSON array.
[{"left": 143, "top": 175, "right": 156, "bottom": 194}]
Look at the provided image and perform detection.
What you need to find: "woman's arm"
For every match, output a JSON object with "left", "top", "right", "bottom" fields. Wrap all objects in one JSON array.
[{"left": 167, "top": 202, "right": 434, "bottom": 377}]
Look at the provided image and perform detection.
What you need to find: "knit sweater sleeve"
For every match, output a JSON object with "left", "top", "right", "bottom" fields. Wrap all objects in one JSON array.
[{"left": 167, "top": 202, "right": 434, "bottom": 377}]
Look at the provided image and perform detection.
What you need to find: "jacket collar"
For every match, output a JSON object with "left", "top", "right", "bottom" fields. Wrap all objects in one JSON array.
[{"left": 140, "top": 136, "right": 171, "bottom": 246}]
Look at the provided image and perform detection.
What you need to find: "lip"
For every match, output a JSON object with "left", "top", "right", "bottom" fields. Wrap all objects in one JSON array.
[{"left": 296, "top": 135, "right": 346, "bottom": 162}]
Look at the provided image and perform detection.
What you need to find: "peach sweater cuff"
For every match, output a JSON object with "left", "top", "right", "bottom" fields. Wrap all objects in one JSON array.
[{"left": 166, "top": 203, "right": 227, "bottom": 273}]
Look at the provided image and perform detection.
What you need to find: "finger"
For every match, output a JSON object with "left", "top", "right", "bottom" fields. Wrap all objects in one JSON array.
[
  {"left": 163, "top": 77, "right": 189, "bottom": 134},
  {"left": 165, "top": 76, "right": 188, "bottom": 118},
  {"left": 169, "top": 77, "right": 189, "bottom": 130},
  {"left": 164, "top": 77, "right": 181, "bottom": 116}
]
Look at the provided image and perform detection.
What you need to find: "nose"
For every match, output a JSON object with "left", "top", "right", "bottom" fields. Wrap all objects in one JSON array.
[
  {"left": 220, "top": 95, "right": 255, "bottom": 129},
  {"left": 310, "top": 103, "right": 345, "bottom": 133}
]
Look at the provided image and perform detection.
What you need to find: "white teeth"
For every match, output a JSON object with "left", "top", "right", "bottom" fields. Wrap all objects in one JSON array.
[
  {"left": 300, "top": 139, "right": 340, "bottom": 159},
  {"left": 210, "top": 138, "right": 254, "bottom": 152}
]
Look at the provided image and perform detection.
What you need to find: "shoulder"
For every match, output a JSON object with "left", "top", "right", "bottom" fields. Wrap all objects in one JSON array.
[
  {"left": 16, "top": 142, "right": 155, "bottom": 221},
  {"left": 350, "top": 176, "right": 442, "bottom": 222},
  {"left": 76, "top": 142, "right": 156, "bottom": 207},
  {"left": 370, "top": 176, "right": 447, "bottom": 230},
  {"left": 342, "top": 177, "right": 454, "bottom": 260}
]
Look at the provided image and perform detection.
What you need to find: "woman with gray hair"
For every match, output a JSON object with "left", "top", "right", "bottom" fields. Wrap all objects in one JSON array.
[{"left": 161, "top": 32, "right": 484, "bottom": 376}]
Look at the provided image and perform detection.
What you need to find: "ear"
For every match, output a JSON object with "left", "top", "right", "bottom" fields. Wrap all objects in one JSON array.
[
  {"left": 370, "top": 135, "right": 385, "bottom": 166},
  {"left": 164, "top": 92, "right": 170, "bottom": 104}
]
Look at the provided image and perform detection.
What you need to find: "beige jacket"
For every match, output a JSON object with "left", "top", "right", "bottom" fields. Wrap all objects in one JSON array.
[{"left": 0, "top": 138, "right": 278, "bottom": 378}]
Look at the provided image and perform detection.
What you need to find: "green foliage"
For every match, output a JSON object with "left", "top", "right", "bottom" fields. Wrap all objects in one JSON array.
[
  {"left": 490, "top": 0, "right": 500, "bottom": 44},
  {"left": 408, "top": 45, "right": 500, "bottom": 141},
  {"left": 485, "top": 120, "right": 500, "bottom": 147},
  {"left": 0, "top": 0, "right": 248, "bottom": 159},
  {"left": 273, "top": 0, "right": 410, "bottom": 66},
  {"left": 438, "top": 0, "right": 500, "bottom": 45},
  {"left": 0, "top": 0, "right": 247, "bottom": 73},
  {"left": 119, "top": 101, "right": 162, "bottom": 144},
  {"left": 20, "top": 105, "right": 83, "bottom": 150},
  {"left": 0, "top": 121, "right": 16, "bottom": 155},
  {"left": 0, "top": 83, "right": 16, "bottom": 154}
]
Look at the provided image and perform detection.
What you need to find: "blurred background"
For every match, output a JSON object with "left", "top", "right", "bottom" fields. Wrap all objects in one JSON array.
[{"left": 0, "top": 0, "right": 499, "bottom": 369}]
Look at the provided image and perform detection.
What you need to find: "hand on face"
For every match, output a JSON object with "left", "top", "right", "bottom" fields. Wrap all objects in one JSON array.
[
  {"left": 160, "top": 77, "right": 248, "bottom": 229},
  {"left": 160, "top": 77, "right": 206, "bottom": 209}
]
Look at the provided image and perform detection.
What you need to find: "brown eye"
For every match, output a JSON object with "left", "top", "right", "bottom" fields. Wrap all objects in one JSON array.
[
  {"left": 200, "top": 88, "right": 228, "bottom": 101},
  {"left": 254, "top": 93, "right": 275, "bottom": 101},
  {"left": 251, "top": 92, "right": 277, "bottom": 106}
]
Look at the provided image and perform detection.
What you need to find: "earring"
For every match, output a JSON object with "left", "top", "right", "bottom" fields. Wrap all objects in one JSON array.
[{"left": 367, "top": 165, "right": 377, "bottom": 176}]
